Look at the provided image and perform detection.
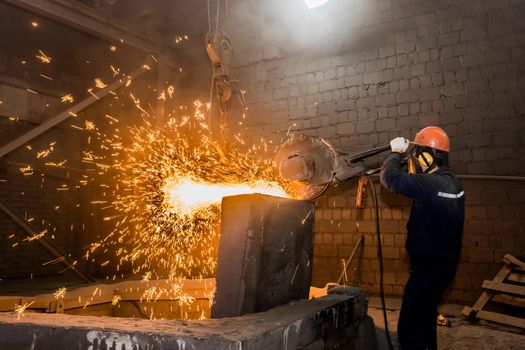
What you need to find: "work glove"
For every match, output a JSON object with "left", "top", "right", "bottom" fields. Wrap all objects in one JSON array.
[{"left": 390, "top": 137, "right": 410, "bottom": 154}]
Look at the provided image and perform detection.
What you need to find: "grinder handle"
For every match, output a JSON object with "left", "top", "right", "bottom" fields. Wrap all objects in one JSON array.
[{"left": 344, "top": 144, "right": 391, "bottom": 163}]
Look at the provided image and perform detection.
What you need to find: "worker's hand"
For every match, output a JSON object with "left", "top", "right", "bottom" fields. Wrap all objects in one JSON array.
[{"left": 390, "top": 137, "right": 410, "bottom": 154}]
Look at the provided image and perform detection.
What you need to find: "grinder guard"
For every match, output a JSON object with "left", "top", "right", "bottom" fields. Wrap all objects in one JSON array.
[{"left": 275, "top": 134, "right": 390, "bottom": 200}]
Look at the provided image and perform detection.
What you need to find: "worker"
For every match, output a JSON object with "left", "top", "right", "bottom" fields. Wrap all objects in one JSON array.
[{"left": 380, "top": 126, "right": 464, "bottom": 350}]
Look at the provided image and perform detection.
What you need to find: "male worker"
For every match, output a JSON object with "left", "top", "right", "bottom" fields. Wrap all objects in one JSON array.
[{"left": 380, "top": 126, "right": 464, "bottom": 350}]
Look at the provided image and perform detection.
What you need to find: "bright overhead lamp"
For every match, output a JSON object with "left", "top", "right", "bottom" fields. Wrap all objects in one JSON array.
[{"left": 304, "top": 0, "right": 329, "bottom": 9}]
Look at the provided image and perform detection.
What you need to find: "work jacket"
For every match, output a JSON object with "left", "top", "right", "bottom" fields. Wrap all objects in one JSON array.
[{"left": 380, "top": 152, "right": 464, "bottom": 266}]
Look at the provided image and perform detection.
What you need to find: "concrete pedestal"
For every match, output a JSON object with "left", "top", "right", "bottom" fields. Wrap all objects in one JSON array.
[
  {"left": 0, "top": 286, "right": 378, "bottom": 350},
  {"left": 212, "top": 194, "right": 315, "bottom": 318}
]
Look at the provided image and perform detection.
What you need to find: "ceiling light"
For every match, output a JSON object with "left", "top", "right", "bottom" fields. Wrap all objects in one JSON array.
[{"left": 304, "top": 0, "right": 329, "bottom": 9}]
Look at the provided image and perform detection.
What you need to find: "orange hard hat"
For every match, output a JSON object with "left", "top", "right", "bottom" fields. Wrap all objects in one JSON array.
[{"left": 413, "top": 126, "right": 450, "bottom": 152}]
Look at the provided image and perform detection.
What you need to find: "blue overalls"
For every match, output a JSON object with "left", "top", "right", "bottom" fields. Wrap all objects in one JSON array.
[{"left": 380, "top": 152, "right": 464, "bottom": 350}]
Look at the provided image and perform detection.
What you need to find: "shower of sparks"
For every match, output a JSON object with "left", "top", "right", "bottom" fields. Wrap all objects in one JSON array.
[
  {"left": 36, "top": 50, "right": 51, "bottom": 63},
  {"left": 4, "top": 41, "right": 299, "bottom": 319},
  {"left": 84, "top": 100, "right": 294, "bottom": 279}
]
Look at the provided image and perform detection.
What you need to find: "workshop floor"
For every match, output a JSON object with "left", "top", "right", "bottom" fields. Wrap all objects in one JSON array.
[{"left": 367, "top": 297, "right": 525, "bottom": 350}]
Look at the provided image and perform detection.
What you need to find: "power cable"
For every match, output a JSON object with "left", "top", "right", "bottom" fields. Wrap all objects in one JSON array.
[
  {"left": 215, "top": 0, "right": 221, "bottom": 31},
  {"left": 207, "top": 0, "right": 211, "bottom": 32},
  {"left": 368, "top": 177, "right": 395, "bottom": 350}
]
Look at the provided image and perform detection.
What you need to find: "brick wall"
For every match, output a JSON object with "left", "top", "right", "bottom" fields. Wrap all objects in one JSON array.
[
  {"left": 225, "top": 0, "right": 525, "bottom": 303},
  {"left": 0, "top": 118, "right": 89, "bottom": 278}
]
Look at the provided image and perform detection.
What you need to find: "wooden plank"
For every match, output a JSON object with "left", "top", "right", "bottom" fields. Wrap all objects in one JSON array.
[
  {"left": 468, "top": 265, "right": 512, "bottom": 314},
  {"left": 0, "top": 297, "right": 22, "bottom": 312},
  {"left": 504, "top": 254, "right": 525, "bottom": 269},
  {"left": 507, "top": 273, "right": 525, "bottom": 284},
  {"left": 118, "top": 289, "right": 211, "bottom": 302},
  {"left": 0, "top": 279, "right": 216, "bottom": 312},
  {"left": 482, "top": 280, "right": 525, "bottom": 297},
  {"left": 463, "top": 306, "right": 525, "bottom": 329},
  {"left": 492, "top": 294, "right": 525, "bottom": 308},
  {"left": 514, "top": 267, "right": 525, "bottom": 274}
]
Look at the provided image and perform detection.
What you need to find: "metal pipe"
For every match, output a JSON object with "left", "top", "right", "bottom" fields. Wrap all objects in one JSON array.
[
  {"left": 456, "top": 175, "right": 525, "bottom": 182},
  {"left": 0, "top": 199, "right": 96, "bottom": 283},
  {"left": 0, "top": 64, "right": 150, "bottom": 158},
  {"left": 368, "top": 173, "right": 525, "bottom": 182}
]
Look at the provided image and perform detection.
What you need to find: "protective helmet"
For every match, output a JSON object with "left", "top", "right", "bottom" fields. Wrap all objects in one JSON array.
[{"left": 413, "top": 126, "right": 450, "bottom": 152}]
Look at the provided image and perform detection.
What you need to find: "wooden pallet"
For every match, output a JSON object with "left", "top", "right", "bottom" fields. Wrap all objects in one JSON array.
[{"left": 463, "top": 254, "right": 525, "bottom": 329}]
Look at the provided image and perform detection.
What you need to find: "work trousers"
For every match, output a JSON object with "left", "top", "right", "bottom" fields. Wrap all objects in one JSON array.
[{"left": 397, "top": 262, "right": 457, "bottom": 350}]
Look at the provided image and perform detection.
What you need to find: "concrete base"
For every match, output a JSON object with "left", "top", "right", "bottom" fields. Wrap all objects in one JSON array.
[
  {"left": 0, "top": 287, "right": 377, "bottom": 350},
  {"left": 212, "top": 194, "right": 315, "bottom": 318}
]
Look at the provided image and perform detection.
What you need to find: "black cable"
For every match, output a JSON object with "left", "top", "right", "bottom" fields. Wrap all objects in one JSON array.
[{"left": 368, "top": 177, "right": 395, "bottom": 350}]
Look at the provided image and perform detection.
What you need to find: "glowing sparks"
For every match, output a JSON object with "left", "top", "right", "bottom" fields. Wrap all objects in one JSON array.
[
  {"left": 15, "top": 301, "right": 35, "bottom": 319},
  {"left": 61, "top": 94, "right": 74, "bottom": 103},
  {"left": 23, "top": 230, "right": 46, "bottom": 242},
  {"left": 163, "top": 177, "right": 287, "bottom": 216},
  {"left": 94, "top": 78, "right": 107, "bottom": 89},
  {"left": 36, "top": 50, "right": 51, "bottom": 63},
  {"left": 45, "top": 159, "right": 67, "bottom": 168},
  {"left": 112, "top": 295, "right": 121, "bottom": 305},
  {"left": 84, "top": 100, "right": 293, "bottom": 279},
  {"left": 175, "top": 35, "right": 189, "bottom": 44},
  {"left": 19, "top": 165, "right": 33, "bottom": 175},
  {"left": 7, "top": 41, "right": 296, "bottom": 320},
  {"left": 167, "top": 85, "right": 175, "bottom": 98},
  {"left": 40, "top": 74, "right": 53, "bottom": 80},
  {"left": 53, "top": 287, "right": 67, "bottom": 299},
  {"left": 85, "top": 121, "right": 96, "bottom": 130},
  {"left": 37, "top": 142, "right": 56, "bottom": 158},
  {"left": 110, "top": 65, "right": 120, "bottom": 76}
]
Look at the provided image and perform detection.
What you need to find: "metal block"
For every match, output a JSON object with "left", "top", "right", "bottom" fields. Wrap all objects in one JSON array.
[{"left": 212, "top": 194, "right": 315, "bottom": 318}]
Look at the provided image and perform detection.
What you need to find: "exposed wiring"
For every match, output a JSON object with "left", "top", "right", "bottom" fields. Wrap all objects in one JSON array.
[{"left": 368, "top": 177, "right": 395, "bottom": 350}]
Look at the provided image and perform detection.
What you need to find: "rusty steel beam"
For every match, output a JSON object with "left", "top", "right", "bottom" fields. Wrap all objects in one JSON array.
[
  {"left": 5, "top": 0, "right": 161, "bottom": 54},
  {"left": 0, "top": 64, "right": 150, "bottom": 158},
  {"left": 0, "top": 199, "right": 96, "bottom": 283}
]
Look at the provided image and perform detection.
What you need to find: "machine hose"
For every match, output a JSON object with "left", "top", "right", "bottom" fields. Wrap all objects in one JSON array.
[{"left": 368, "top": 178, "right": 395, "bottom": 350}]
